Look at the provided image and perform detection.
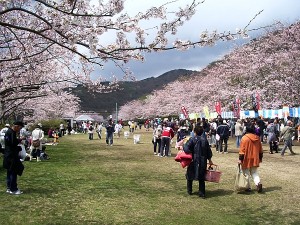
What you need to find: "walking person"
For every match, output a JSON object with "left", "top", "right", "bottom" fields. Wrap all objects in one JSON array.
[
  {"left": 97, "top": 123, "right": 103, "bottom": 139},
  {"left": 3, "top": 121, "right": 25, "bottom": 195},
  {"left": 238, "top": 124, "right": 263, "bottom": 193},
  {"left": 280, "top": 120, "right": 296, "bottom": 156},
  {"left": 114, "top": 122, "right": 122, "bottom": 138},
  {"left": 183, "top": 125, "right": 213, "bottom": 198}
]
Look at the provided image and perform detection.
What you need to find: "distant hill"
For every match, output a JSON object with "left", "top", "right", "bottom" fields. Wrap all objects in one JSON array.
[{"left": 72, "top": 69, "right": 195, "bottom": 117}]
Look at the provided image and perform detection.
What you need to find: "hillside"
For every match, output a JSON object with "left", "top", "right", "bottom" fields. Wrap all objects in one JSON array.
[
  {"left": 117, "top": 22, "right": 300, "bottom": 119},
  {"left": 72, "top": 69, "right": 195, "bottom": 117}
]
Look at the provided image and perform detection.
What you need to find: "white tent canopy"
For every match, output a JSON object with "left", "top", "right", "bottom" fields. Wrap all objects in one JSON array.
[{"left": 75, "top": 115, "right": 95, "bottom": 121}]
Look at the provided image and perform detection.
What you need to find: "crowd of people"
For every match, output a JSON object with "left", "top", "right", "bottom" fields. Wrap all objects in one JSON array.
[
  {"left": 148, "top": 115, "right": 299, "bottom": 197},
  {"left": 1, "top": 115, "right": 299, "bottom": 197}
]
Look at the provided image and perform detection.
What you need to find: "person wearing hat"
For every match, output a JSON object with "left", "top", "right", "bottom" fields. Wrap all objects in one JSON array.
[
  {"left": 0, "top": 123, "right": 10, "bottom": 153},
  {"left": 3, "top": 121, "right": 25, "bottom": 195},
  {"left": 30, "top": 123, "right": 44, "bottom": 161}
]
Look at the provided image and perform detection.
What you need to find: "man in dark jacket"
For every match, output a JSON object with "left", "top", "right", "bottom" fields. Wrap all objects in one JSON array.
[
  {"left": 3, "top": 121, "right": 24, "bottom": 195},
  {"left": 184, "top": 126, "right": 213, "bottom": 198},
  {"left": 105, "top": 119, "right": 115, "bottom": 146},
  {"left": 216, "top": 120, "right": 230, "bottom": 153}
]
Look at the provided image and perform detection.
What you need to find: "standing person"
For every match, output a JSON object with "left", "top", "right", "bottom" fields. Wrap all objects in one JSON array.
[
  {"left": 0, "top": 124, "right": 10, "bottom": 153},
  {"left": 67, "top": 121, "right": 72, "bottom": 135},
  {"left": 209, "top": 119, "right": 217, "bottom": 148},
  {"left": 183, "top": 125, "right": 213, "bottom": 198},
  {"left": 235, "top": 119, "right": 244, "bottom": 148},
  {"left": 105, "top": 119, "right": 115, "bottom": 146},
  {"left": 256, "top": 116, "right": 266, "bottom": 143},
  {"left": 88, "top": 123, "right": 94, "bottom": 140},
  {"left": 266, "top": 119, "right": 278, "bottom": 154},
  {"left": 30, "top": 123, "right": 44, "bottom": 162},
  {"left": 280, "top": 120, "right": 296, "bottom": 156},
  {"left": 159, "top": 123, "right": 174, "bottom": 157},
  {"left": 59, "top": 122, "right": 65, "bottom": 136},
  {"left": 216, "top": 120, "right": 230, "bottom": 154},
  {"left": 238, "top": 124, "right": 263, "bottom": 193},
  {"left": 152, "top": 125, "right": 162, "bottom": 155},
  {"left": 230, "top": 120, "right": 235, "bottom": 138},
  {"left": 3, "top": 121, "right": 25, "bottom": 195},
  {"left": 298, "top": 124, "right": 300, "bottom": 142}
]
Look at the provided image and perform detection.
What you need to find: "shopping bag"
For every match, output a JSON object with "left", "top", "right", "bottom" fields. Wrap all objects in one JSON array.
[
  {"left": 205, "top": 164, "right": 222, "bottom": 183},
  {"left": 234, "top": 164, "right": 250, "bottom": 191}
]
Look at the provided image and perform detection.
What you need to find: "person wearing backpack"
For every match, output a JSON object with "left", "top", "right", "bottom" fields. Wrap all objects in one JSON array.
[{"left": 183, "top": 125, "right": 213, "bottom": 198}]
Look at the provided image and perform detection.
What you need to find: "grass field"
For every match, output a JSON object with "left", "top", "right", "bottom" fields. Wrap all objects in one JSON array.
[{"left": 0, "top": 129, "right": 299, "bottom": 225}]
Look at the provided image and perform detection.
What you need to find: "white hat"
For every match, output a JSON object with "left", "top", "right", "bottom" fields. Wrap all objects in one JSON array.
[
  {"left": 223, "top": 120, "right": 227, "bottom": 124},
  {"left": 5, "top": 123, "right": 10, "bottom": 127},
  {"left": 38, "top": 123, "right": 42, "bottom": 127}
]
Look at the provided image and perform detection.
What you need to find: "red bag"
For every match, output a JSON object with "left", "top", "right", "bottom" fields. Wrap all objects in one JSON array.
[
  {"left": 174, "top": 151, "right": 192, "bottom": 168},
  {"left": 205, "top": 164, "right": 222, "bottom": 183}
]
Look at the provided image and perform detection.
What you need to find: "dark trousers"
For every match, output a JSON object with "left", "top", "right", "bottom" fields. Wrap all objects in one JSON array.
[
  {"left": 218, "top": 138, "right": 228, "bottom": 152},
  {"left": 153, "top": 139, "right": 161, "bottom": 154},
  {"left": 7, "top": 170, "right": 18, "bottom": 192},
  {"left": 269, "top": 141, "right": 278, "bottom": 153},
  {"left": 187, "top": 179, "right": 205, "bottom": 196},
  {"left": 160, "top": 137, "right": 170, "bottom": 156},
  {"left": 106, "top": 132, "right": 113, "bottom": 145},
  {"left": 89, "top": 133, "right": 93, "bottom": 140}
]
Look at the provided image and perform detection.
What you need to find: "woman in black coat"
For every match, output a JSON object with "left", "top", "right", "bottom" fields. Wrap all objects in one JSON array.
[
  {"left": 183, "top": 125, "right": 213, "bottom": 198},
  {"left": 3, "top": 121, "right": 24, "bottom": 195}
]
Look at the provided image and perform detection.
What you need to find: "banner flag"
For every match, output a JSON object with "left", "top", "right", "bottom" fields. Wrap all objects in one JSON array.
[
  {"left": 181, "top": 106, "right": 189, "bottom": 119},
  {"left": 214, "top": 101, "right": 221, "bottom": 115},
  {"left": 233, "top": 98, "right": 241, "bottom": 118}
]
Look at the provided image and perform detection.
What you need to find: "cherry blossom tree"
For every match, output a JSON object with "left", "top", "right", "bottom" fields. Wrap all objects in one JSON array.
[
  {"left": 118, "top": 22, "right": 300, "bottom": 119},
  {"left": 1, "top": 0, "right": 257, "bottom": 121}
]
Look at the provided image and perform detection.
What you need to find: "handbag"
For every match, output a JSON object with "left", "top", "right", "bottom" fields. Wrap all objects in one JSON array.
[
  {"left": 32, "top": 139, "right": 40, "bottom": 147},
  {"left": 234, "top": 164, "right": 250, "bottom": 191},
  {"left": 216, "top": 134, "right": 220, "bottom": 141},
  {"left": 205, "top": 164, "right": 222, "bottom": 183}
]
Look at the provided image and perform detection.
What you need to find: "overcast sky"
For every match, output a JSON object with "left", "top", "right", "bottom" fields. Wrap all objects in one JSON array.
[{"left": 92, "top": 0, "right": 300, "bottom": 81}]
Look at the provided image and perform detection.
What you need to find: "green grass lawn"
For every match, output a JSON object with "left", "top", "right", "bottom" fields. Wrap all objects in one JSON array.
[{"left": 1, "top": 129, "right": 299, "bottom": 225}]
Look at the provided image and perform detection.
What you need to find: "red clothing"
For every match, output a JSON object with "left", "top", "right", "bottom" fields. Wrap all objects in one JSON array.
[
  {"left": 175, "top": 151, "right": 192, "bottom": 168},
  {"left": 161, "top": 127, "right": 174, "bottom": 139},
  {"left": 239, "top": 133, "right": 263, "bottom": 169}
]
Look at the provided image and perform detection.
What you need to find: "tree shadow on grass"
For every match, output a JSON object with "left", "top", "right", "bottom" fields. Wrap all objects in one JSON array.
[{"left": 23, "top": 187, "right": 55, "bottom": 195}]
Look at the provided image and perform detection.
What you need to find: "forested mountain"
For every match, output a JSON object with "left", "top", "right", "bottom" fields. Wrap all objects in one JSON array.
[{"left": 72, "top": 69, "right": 195, "bottom": 117}]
